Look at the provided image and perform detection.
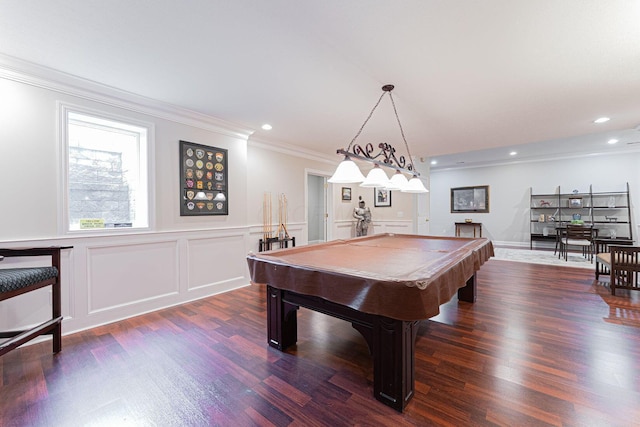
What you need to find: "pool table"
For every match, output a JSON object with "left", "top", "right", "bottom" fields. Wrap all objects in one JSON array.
[{"left": 246, "top": 233, "right": 494, "bottom": 412}]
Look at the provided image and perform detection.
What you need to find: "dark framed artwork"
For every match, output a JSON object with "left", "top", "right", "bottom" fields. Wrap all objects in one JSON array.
[
  {"left": 374, "top": 187, "right": 392, "bottom": 207},
  {"left": 450, "top": 185, "right": 489, "bottom": 213},
  {"left": 341, "top": 187, "right": 352, "bottom": 201},
  {"left": 179, "top": 140, "right": 228, "bottom": 216}
]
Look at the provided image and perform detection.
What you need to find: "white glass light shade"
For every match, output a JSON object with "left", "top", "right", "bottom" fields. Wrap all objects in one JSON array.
[
  {"left": 402, "top": 176, "right": 429, "bottom": 193},
  {"left": 384, "top": 178, "right": 402, "bottom": 191},
  {"left": 386, "top": 170, "right": 409, "bottom": 191},
  {"left": 359, "top": 164, "right": 390, "bottom": 188},
  {"left": 328, "top": 157, "right": 366, "bottom": 183}
]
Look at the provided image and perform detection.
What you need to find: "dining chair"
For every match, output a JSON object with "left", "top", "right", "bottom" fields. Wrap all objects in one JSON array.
[{"left": 559, "top": 225, "right": 594, "bottom": 262}]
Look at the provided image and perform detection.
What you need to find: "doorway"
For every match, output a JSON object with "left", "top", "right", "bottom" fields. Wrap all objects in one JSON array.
[
  {"left": 307, "top": 173, "right": 328, "bottom": 244},
  {"left": 414, "top": 159, "right": 431, "bottom": 235}
]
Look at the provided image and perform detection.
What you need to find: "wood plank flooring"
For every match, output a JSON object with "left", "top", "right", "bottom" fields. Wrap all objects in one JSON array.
[{"left": 1, "top": 259, "right": 640, "bottom": 426}]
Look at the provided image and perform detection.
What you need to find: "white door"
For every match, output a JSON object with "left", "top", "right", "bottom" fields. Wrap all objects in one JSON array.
[{"left": 414, "top": 159, "right": 431, "bottom": 235}]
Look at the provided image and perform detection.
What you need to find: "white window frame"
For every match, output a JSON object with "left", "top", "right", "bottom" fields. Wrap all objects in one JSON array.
[{"left": 58, "top": 103, "right": 155, "bottom": 234}]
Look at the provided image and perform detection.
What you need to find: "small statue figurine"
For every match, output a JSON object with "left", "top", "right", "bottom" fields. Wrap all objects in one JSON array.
[{"left": 353, "top": 197, "right": 372, "bottom": 236}]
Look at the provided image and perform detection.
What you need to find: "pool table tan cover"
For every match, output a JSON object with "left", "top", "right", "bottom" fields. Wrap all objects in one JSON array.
[{"left": 247, "top": 233, "right": 494, "bottom": 321}]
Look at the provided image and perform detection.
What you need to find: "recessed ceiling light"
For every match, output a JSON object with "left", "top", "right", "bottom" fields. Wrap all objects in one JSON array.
[
  {"left": 261, "top": 124, "right": 273, "bottom": 130},
  {"left": 593, "top": 117, "right": 610, "bottom": 124},
  {"left": 509, "top": 151, "right": 517, "bottom": 156},
  {"left": 607, "top": 139, "right": 618, "bottom": 145},
  {"left": 430, "top": 160, "right": 437, "bottom": 165}
]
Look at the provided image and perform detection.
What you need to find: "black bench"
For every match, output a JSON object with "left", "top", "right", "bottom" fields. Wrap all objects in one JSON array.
[{"left": 0, "top": 246, "right": 71, "bottom": 356}]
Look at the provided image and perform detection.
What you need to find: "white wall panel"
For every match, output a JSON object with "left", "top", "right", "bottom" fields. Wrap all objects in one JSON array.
[
  {"left": 332, "top": 220, "right": 413, "bottom": 240},
  {"left": 87, "top": 241, "right": 179, "bottom": 313},
  {"left": 186, "top": 234, "right": 246, "bottom": 291},
  {"left": 333, "top": 221, "right": 355, "bottom": 240},
  {"left": 377, "top": 221, "right": 414, "bottom": 234}
]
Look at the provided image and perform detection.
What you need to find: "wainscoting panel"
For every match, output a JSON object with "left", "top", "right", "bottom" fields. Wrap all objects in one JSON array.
[
  {"left": 380, "top": 221, "right": 413, "bottom": 233},
  {"left": 186, "top": 233, "right": 246, "bottom": 291},
  {"left": 334, "top": 221, "right": 355, "bottom": 240},
  {"left": 332, "top": 220, "right": 413, "bottom": 240},
  {"left": 87, "top": 241, "right": 179, "bottom": 314},
  {"left": 1, "top": 230, "right": 254, "bottom": 336}
]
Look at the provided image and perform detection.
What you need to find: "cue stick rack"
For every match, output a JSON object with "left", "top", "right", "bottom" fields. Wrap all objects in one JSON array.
[{"left": 260, "top": 192, "right": 295, "bottom": 252}]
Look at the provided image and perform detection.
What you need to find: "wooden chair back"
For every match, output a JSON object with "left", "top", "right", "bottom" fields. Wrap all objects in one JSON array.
[
  {"left": 594, "top": 238, "right": 634, "bottom": 279},
  {"left": 565, "top": 224, "right": 593, "bottom": 241},
  {"left": 610, "top": 245, "right": 640, "bottom": 295}
]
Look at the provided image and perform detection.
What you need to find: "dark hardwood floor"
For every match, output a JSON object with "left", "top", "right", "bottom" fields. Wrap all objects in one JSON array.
[{"left": 2, "top": 259, "right": 639, "bottom": 426}]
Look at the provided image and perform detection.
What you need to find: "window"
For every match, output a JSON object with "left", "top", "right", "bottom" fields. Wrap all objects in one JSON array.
[{"left": 61, "top": 106, "right": 152, "bottom": 232}]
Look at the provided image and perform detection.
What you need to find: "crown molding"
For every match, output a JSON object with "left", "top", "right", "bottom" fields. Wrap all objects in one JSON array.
[
  {"left": 0, "top": 53, "right": 254, "bottom": 141},
  {"left": 431, "top": 146, "right": 640, "bottom": 173},
  {"left": 248, "top": 136, "right": 336, "bottom": 166}
]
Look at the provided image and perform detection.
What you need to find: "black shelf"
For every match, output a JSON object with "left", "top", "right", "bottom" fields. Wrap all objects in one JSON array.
[{"left": 530, "top": 183, "right": 632, "bottom": 248}]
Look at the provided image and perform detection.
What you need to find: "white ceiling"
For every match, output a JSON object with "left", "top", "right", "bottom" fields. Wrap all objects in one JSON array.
[{"left": 2, "top": 1, "right": 640, "bottom": 169}]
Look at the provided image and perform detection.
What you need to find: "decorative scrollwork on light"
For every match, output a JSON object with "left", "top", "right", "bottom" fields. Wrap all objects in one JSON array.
[
  {"left": 329, "top": 85, "right": 428, "bottom": 192},
  {"left": 346, "top": 142, "right": 414, "bottom": 173}
]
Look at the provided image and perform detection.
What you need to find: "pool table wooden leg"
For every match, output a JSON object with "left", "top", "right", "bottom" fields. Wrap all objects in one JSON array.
[
  {"left": 266, "top": 285, "right": 298, "bottom": 350},
  {"left": 369, "top": 317, "right": 419, "bottom": 412},
  {"left": 267, "top": 286, "right": 419, "bottom": 412},
  {"left": 457, "top": 273, "right": 476, "bottom": 302}
]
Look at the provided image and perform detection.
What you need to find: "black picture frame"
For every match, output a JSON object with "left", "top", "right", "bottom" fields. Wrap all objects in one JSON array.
[
  {"left": 451, "top": 185, "right": 489, "bottom": 213},
  {"left": 374, "top": 187, "right": 392, "bottom": 207},
  {"left": 179, "top": 140, "right": 228, "bottom": 216},
  {"left": 341, "top": 187, "right": 352, "bottom": 201}
]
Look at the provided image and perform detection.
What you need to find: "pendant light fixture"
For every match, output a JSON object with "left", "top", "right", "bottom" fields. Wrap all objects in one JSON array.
[{"left": 327, "top": 85, "right": 428, "bottom": 193}]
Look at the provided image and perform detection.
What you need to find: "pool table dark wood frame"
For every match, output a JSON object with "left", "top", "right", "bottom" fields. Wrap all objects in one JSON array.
[{"left": 266, "top": 274, "right": 477, "bottom": 412}]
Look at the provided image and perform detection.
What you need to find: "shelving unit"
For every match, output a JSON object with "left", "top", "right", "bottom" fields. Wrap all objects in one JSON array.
[
  {"left": 529, "top": 183, "right": 633, "bottom": 249},
  {"left": 529, "top": 191, "right": 562, "bottom": 248}
]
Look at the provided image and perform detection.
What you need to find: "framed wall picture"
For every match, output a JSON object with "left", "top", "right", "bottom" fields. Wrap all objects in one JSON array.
[
  {"left": 451, "top": 185, "right": 489, "bottom": 213},
  {"left": 374, "top": 187, "right": 392, "bottom": 207},
  {"left": 179, "top": 140, "right": 228, "bottom": 216},
  {"left": 568, "top": 197, "right": 582, "bottom": 208},
  {"left": 341, "top": 187, "right": 352, "bottom": 201}
]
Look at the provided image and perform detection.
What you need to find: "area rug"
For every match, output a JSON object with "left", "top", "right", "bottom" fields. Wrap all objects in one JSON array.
[{"left": 492, "top": 247, "right": 594, "bottom": 269}]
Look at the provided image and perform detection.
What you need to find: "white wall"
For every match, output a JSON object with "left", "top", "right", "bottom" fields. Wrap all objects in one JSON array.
[
  {"left": 430, "top": 152, "right": 640, "bottom": 247},
  {"left": 0, "top": 61, "right": 417, "bottom": 339},
  {"left": 0, "top": 66, "right": 253, "bottom": 334},
  {"left": 245, "top": 141, "right": 331, "bottom": 248},
  {"left": 246, "top": 141, "right": 419, "bottom": 245},
  {"left": 6, "top": 55, "right": 636, "bottom": 342}
]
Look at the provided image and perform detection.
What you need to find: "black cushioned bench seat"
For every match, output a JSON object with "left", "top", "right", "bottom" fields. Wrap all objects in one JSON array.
[
  {"left": 0, "top": 246, "right": 71, "bottom": 357},
  {"left": 0, "top": 267, "right": 58, "bottom": 293}
]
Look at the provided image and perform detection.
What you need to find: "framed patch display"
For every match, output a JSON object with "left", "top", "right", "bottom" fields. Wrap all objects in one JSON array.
[{"left": 179, "top": 140, "right": 228, "bottom": 216}]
